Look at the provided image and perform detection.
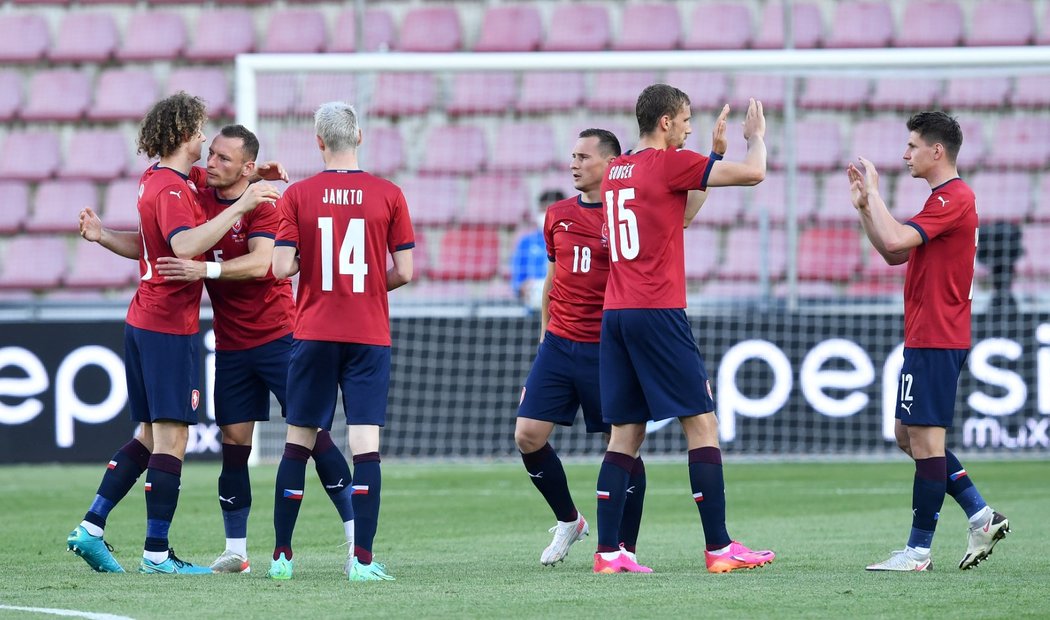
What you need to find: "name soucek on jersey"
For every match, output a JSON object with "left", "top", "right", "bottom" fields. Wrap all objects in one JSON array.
[
  {"left": 544, "top": 195, "right": 609, "bottom": 343},
  {"left": 903, "top": 178, "right": 978, "bottom": 349},
  {"left": 600, "top": 148, "right": 714, "bottom": 310},
  {"left": 126, "top": 164, "right": 206, "bottom": 335},
  {"left": 275, "top": 170, "right": 415, "bottom": 346}
]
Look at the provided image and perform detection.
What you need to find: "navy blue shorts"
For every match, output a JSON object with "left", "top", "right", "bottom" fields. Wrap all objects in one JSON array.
[
  {"left": 124, "top": 325, "right": 201, "bottom": 425},
  {"left": 599, "top": 309, "right": 715, "bottom": 424},
  {"left": 896, "top": 347, "right": 968, "bottom": 428},
  {"left": 285, "top": 339, "right": 391, "bottom": 430},
  {"left": 214, "top": 334, "right": 291, "bottom": 426},
  {"left": 517, "top": 331, "right": 608, "bottom": 434}
]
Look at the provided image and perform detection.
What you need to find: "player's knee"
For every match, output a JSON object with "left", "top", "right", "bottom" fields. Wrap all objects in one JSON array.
[{"left": 514, "top": 428, "right": 544, "bottom": 453}]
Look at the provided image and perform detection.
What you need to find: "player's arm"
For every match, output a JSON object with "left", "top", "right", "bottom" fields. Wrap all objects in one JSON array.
[
  {"left": 169, "top": 183, "right": 282, "bottom": 259},
  {"left": 387, "top": 248, "right": 413, "bottom": 291},
  {"left": 538, "top": 261, "right": 555, "bottom": 342},
  {"left": 272, "top": 245, "right": 299, "bottom": 279},
  {"left": 706, "top": 98, "right": 766, "bottom": 188},
  {"left": 848, "top": 158, "right": 920, "bottom": 265},
  {"left": 684, "top": 105, "right": 730, "bottom": 228},
  {"left": 156, "top": 236, "right": 276, "bottom": 281},
  {"left": 78, "top": 207, "right": 140, "bottom": 259}
]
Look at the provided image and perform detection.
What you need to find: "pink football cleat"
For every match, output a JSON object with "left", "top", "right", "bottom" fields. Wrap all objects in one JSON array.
[
  {"left": 593, "top": 551, "right": 653, "bottom": 574},
  {"left": 704, "top": 541, "right": 775, "bottom": 573}
]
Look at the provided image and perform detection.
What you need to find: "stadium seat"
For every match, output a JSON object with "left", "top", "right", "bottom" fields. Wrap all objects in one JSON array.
[
  {"left": 0, "top": 182, "right": 30, "bottom": 233},
  {"left": 695, "top": 185, "right": 746, "bottom": 227},
  {"left": 360, "top": 126, "right": 404, "bottom": 177},
  {"left": 256, "top": 73, "right": 299, "bottom": 118},
  {"left": 167, "top": 68, "right": 230, "bottom": 117},
  {"left": 587, "top": 72, "right": 660, "bottom": 112},
  {"left": 816, "top": 173, "right": 864, "bottom": 226},
  {"left": 21, "top": 69, "right": 91, "bottom": 122},
  {"left": 89, "top": 69, "right": 159, "bottom": 121},
  {"left": 61, "top": 129, "right": 128, "bottom": 182},
  {"left": 965, "top": 0, "right": 1034, "bottom": 46},
  {"left": 262, "top": 9, "right": 327, "bottom": 53},
  {"left": 891, "top": 174, "right": 934, "bottom": 221},
  {"left": 683, "top": 3, "right": 752, "bottom": 50},
  {"left": 273, "top": 127, "right": 321, "bottom": 181},
  {"left": 328, "top": 8, "right": 396, "bottom": 53},
  {"left": 26, "top": 180, "right": 96, "bottom": 234},
  {"left": 826, "top": 1, "right": 894, "bottom": 48},
  {"left": 846, "top": 277, "right": 904, "bottom": 299},
  {"left": 851, "top": 118, "right": 907, "bottom": 170},
  {"left": 427, "top": 227, "right": 501, "bottom": 281},
  {"left": 799, "top": 77, "right": 870, "bottom": 110},
  {"left": 753, "top": 2, "right": 823, "bottom": 49},
  {"left": 683, "top": 226, "right": 720, "bottom": 281},
  {"left": 870, "top": 78, "right": 940, "bottom": 111},
  {"left": 490, "top": 122, "right": 557, "bottom": 172},
  {"left": 49, "top": 12, "right": 118, "bottom": 62},
  {"left": 0, "top": 235, "right": 67, "bottom": 291},
  {"left": 101, "top": 178, "right": 141, "bottom": 230},
  {"left": 418, "top": 125, "right": 486, "bottom": 175},
  {"left": 0, "top": 71, "right": 21, "bottom": 122},
  {"left": 730, "top": 74, "right": 786, "bottom": 111},
  {"left": 461, "top": 175, "right": 530, "bottom": 227},
  {"left": 126, "top": 151, "right": 155, "bottom": 180},
  {"left": 0, "top": 131, "right": 60, "bottom": 181},
  {"left": 1010, "top": 75, "right": 1050, "bottom": 108},
  {"left": 614, "top": 3, "right": 681, "bottom": 51},
  {"left": 956, "top": 118, "right": 987, "bottom": 171},
  {"left": 748, "top": 172, "right": 818, "bottom": 225},
  {"left": 969, "top": 172, "right": 1031, "bottom": 222},
  {"left": 798, "top": 227, "right": 861, "bottom": 281},
  {"left": 986, "top": 118, "right": 1050, "bottom": 170},
  {"left": 446, "top": 73, "right": 518, "bottom": 116},
  {"left": 518, "top": 72, "right": 585, "bottom": 113},
  {"left": 474, "top": 5, "right": 542, "bottom": 52},
  {"left": 0, "top": 14, "right": 48, "bottom": 63},
  {"left": 371, "top": 73, "right": 435, "bottom": 117},
  {"left": 665, "top": 71, "right": 729, "bottom": 111},
  {"left": 399, "top": 7, "right": 461, "bottom": 52},
  {"left": 895, "top": 1, "right": 963, "bottom": 47},
  {"left": 1033, "top": 174, "right": 1050, "bottom": 222},
  {"left": 859, "top": 245, "right": 907, "bottom": 280},
  {"left": 941, "top": 77, "right": 1011, "bottom": 110},
  {"left": 1040, "top": 7, "right": 1050, "bottom": 45},
  {"left": 1015, "top": 224, "right": 1050, "bottom": 276},
  {"left": 65, "top": 241, "right": 139, "bottom": 290},
  {"left": 185, "top": 10, "right": 255, "bottom": 61},
  {"left": 399, "top": 176, "right": 461, "bottom": 227},
  {"left": 119, "top": 11, "right": 186, "bottom": 61},
  {"left": 717, "top": 226, "right": 787, "bottom": 280},
  {"left": 543, "top": 4, "right": 610, "bottom": 51},
  {"left": 296, "top": 74, "right": 358, "bottom": 116},
  {"left": 783, "top": 120, "right": 841, "bottom": 171}
]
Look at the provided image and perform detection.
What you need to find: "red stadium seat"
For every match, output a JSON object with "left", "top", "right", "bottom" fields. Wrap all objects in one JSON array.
[
  {"left": 371, "top": 74, "right": 435, "bottom": 117},
  {"left": 0, "top": 14, "right": 49, "bottom": 63},
  {"left": 826, "top": 1, "right": 894, "bottom": 48},
  {"left": 399, "top": 7, "right": 461, "bottom": 52},
  {"left": 1015, "top": 224, "right": 1050, "bottom": 277},
  {"left": 730, "top": 74, "right": 786, "bottom": 111},
  {"left": 462, "top": 175, "right": 529, "bottom": 227},
  {"left": 65, "top": 241, "right": 140, "bottom": 290},
  {"left": 21, "top": 69, "right": 91, "bottom": 122},
  {"left": 748, "top": 172, "right": 818, "bottom": 225},
  {"left": 816, "top": 173, "right": 863, "bottom": 226},
  {"left": 273, "top": 127, "right": 320, "bottom": 181},
  {"left": 683, "top": 226, "right": 720, "bottom": 281},
  {"left": 399, "top": 176, "right": 461, "bottom": 227},
  {"left": 543, "top": 4, "right": 610, "bottom": 51},
  {"left": 891, "top": 174, "right": 934, "bottom": 221},
  {"left": 587, "top": 72, "right": 660, "bottom": 112},
  {"left": 446, "top": 73, "right": 518, "bottom": 116},
  {"left": 475, "top": 5, "right": 542, "bottom": 52},
  {"left": 1010, "top": 75, "right": 1050, "bottom": 108},
  {"left": 418, "top": 125, "right": 486, "bottom": 175},
  {"left": 518, "top": 72, "right": 584, "bottom": 113},
  {"left": 985, "top": 118, "right": 1050, "bottom": 170},
  {"left": 361, "top": 126, "right": 404, "bottom": 178},
  {"left": 27, "top": 180, "right": 96, "bottom": 234},
  {"left": 167, "top": 68, "right": 231, "bottom": 117},
  {"left": 799, "top": 77, "right": 870, "bottom": 110},
  {"left": 870, "top": 78, "right": 940, "bottom": 111},
  {"left": 753, "top": 2, "right": 823, "bottom": 49},
  {"left": 0, "top": 130, "right": 60, "bottom": 181},
  {"left": 969, "top": 172, "right": 1031, "bottom": 221},
  {"left": 297, "top": 74, "right": 357, "bottom": 116},
  {"left": 665, "top": 71, "right": 729, "bottom": 111},
  {"left": 614, "top": 3, "right": 681, "bottom": 51},
  {"left": 49, "top": 12, "right": 118, "bottom": 62},
  {"left": 798, "top": 227, "right": 861, "bottom": 281},
  {"left": 966, "top": 0, "right": 1034, "bottom": 46},
  {"left": 328, "top": 8, "right": 396, "bottom": 53},
  {"left": 262, "top": 9, "right": 326, "bottom": 53},
  {"left": 490, "top": 122, "right": 557, "bottom": 172},
  {"left": 683, "top": 4, "right": 752, "bottom": 50},
  {"left": 956, "top": 118, "right": 987, "bottom": 171},
  {"left": 101, "top": 178, "right": 142, "bottom": 230},
  {"left": 941, "top": 77, "right": 1011, "bottom": 110},
  {"left": 0, "top": 182, "right": 30, "bottom": 233},
  {"left": 781, "top": 120, "right": 841, "bottom": 172},
  {"left": 62, "top": 129, "right": 129, "bottom": 182},
  {"left": 0, "top": 235, "right": 67, "bottom": 291},
  {"left": 851, "top": 119, "right": 908, "bottom": 171},
  {"left": 859, "top": 246, "right": 907, "bottom": 280},
  {"left": 185, "top": 10, "right": 255, "bottom": 61},
  {"left": 119, "top": 11, "right": 186, "bottom": 61},
  {"left": 896, "top": 1, "right": 963, "bottom": 47},
  {"left": 0, "top": 71, "right": 21, "bottom": 121},
  {"left": 718, "top": 226, "right": 787, "bottom": 280},
  {"left": 256, "top": 73, "right": 299, "bottom": 118},
  {"left": 89, "top": 69, "right": 159, "bottom": 121},
  {"left": 696, "top": 185, "right": 746, "bottom": 227},
  {"left": 428, "top": 227, "right": 501, "bottom": 281}
]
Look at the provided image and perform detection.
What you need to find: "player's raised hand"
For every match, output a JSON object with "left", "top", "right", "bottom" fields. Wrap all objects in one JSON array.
[
  {"left": 847, "top": 162, "right": 868, "bottom": 211},
  {"left": 743, "top": 98, "right": 766, "bottom": 140},
  {"left": 712, "top": 104, "right": 730, "bottom": 156},
  {"left": 78, "top": 207, "right": 103, "bottom": 242},
  {"left": 256, "top": 160, "right": 289, "bottom": 183},
  {"left": 857, "top": 156, "right": 881, "bottom": 195},
  {"left": 236, "top": 182, "right": 282, "bottom": 213},
  {"left": 156, "top": 256, "right": 205, "bottom": 281}
]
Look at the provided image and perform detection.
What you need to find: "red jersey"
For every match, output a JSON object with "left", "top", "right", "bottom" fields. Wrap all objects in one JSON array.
[
  {"left": 903, "top": 177, "right": 978, "bottom": 349},
  {"left": 600, "top": 148, "right": 714, "bottom": 310},
  {"left": 125, "top": 164, "right": 206, "bottom": 335},
  {"left": 275, "top": 170, "right": 414, "bottom": 346},
  {"left": 545, "top": 196, "right": 610, "bottom": 343},
  {"left": 200, "top": 188, "right": 294, "bottom": 351}
]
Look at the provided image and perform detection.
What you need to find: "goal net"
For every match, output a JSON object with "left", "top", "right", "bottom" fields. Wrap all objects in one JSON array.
[{"left": 235, "top": 48, "right": 1050, "bottom": 461}]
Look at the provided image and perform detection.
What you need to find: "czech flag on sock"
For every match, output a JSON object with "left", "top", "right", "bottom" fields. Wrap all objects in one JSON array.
[
  {"left": 693, "top": 492, "right": 704, "bottom": 503},
  {"left": 144, "top": 482, "right": 152, "bottom": 492},
  {"left": 283, "top": 489, "right": 304, "bottom": 500},
  {"left": 351, "top": 485, "right": 369, "bottom": 496},
  {"left": 949, "top": 469, "right": 968, "bottom": 481},
  {"left": 107, "top": 460, "right": 118, "bottom": 470},
  {"left": 596, "top": 490, "right": 610, "bottom": 500}
]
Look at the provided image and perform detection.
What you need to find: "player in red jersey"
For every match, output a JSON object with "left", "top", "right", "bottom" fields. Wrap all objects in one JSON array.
[
  {"left": 268, "top": 102, "right": 414, "bottom": 582},
  {"left": 851, "top": 112, "right": 1010, "bottom": 572},
  {"left": 593, "top": 84, "right": 775, "bottom": 575},
  {"left": 66, "top": 93, "right": 281, "bottom": 575}
]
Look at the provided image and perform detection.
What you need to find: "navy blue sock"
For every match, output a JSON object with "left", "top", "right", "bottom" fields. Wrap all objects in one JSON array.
[
  {"left": 619, "top": 456, "right": 646, "bottom": 553},
  {"left": 352, "top": 452, "right": 382, "bottom": 563},
  {"left": 521, "top": 443, "right": 577, "bottom": 523},
  {"left": 688, "top": 447, "right": 731, "bottom": 550},
  {"left": 908, "top": 456, "right": 946, "bottom": 550},
  {"left": 85, "top": 438, "right": 151, "bottom": 530},
  {"left": 273, "top": 442, "right": 311, "bottom": 560},
  {"left": 312, "top": 430, "right": 355, "bottom": 522},
  {"left": 945, "top": 450, "right": 986, "bottom": 518},
  {"left": 217, "top": 443, "right": 253, "bottom": 539},
  {"left": 595, "top": 452, "right": 634, "bottom": 552},
  {"left": 144, "top": 454, "right": 182, "bottom": 553}
]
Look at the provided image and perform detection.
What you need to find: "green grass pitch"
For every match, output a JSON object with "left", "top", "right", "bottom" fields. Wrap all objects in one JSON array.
[{"left": 2, "top": 459, "right": 1047, "bottom": 619}]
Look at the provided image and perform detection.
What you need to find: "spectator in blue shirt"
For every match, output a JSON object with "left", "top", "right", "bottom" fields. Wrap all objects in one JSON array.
[{"left": 511, "top": 189, "right": 566, "bottom": 307}]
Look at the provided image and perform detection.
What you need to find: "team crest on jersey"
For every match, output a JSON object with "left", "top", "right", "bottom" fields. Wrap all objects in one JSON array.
[
  {"left": 191, "top": 389, "right": 200, "bottom": 411},
  {"left": 186, "top": 179, "right": 198, "bottom": 194},
  {"left": 600, "top": 223, "right": 609, "bottom": 248},
  {"left": 519, "top": 386, "right": 527, "bottom": 405},
  {"left": 232, "top": 218, "right": 243, "bottom": 234}
]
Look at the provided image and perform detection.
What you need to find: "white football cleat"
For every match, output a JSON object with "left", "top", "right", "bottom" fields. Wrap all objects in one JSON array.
[
  {"left": 540, "top": 513, "right": 589, "bottom": 565},
  {"left": 960, "top": 509, "right": 1010, "bottom": 570}
]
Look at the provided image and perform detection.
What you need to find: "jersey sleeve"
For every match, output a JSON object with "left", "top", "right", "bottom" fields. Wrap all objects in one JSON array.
[
  {"left": 906, "top": 191, "right": 962, "bottom": 244},
  {"left": 387, "top": 189, "right": 415, "bottom": 252},
  {"left": 274, "top": 188, "right": 299, "bottom": 249},
  {"left": 543, "top": 208, "right": 555, "bottom": 262},
  {"left": 155, "top": 182, "right": 201, "bottom": 246},
  {"left": 664, "top": 149, "right": 714, "bottom": 192},
  {"left": 189, "top": 165, "right": 207, "bottom": 190},
  {"left": 247, "top": 200, "right": 279, "bottom": 239}
]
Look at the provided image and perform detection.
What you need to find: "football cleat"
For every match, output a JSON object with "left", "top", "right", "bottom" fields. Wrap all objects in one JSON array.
[
  {"left": 348, "top": 557, "right": 395, "bottom": 581},
  {"left": 66, "top": 526, "right": 125, "bottom": 573},
  {"left": 541, "top": 513, "right": 589, "bottom": 566},
  {"left": 866, "top": 548, "right": 932, "bottom": 572},
  {"left": 593, "top": 550, "right": 653, "bottom": 574},
  {"left": 139, "top": 548, "right": 212, "bottom": 575},
  {"left": 705, "top": 541, "right": 775, "bottom": 573},
  {"left": 209, "top": 549, "right": 250, "bottom": 574},
  {"left": 267, "top": 552, "right": 294, "bottom": 580},
  {"left": 960, "top": 510, "right": 1010, "bottom": 570}
]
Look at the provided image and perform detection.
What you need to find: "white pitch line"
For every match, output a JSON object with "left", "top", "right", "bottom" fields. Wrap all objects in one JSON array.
[{"left": 0, "top": 604, "right": 134, "bottom": 620}]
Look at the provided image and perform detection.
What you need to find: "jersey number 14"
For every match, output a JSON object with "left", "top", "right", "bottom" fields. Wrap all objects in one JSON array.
[
  {"left": 604, "top": 188, "right": 640, "bottom": 262},
  {"left": 318, "top": 216, "right": 368, "bottom": 293}
]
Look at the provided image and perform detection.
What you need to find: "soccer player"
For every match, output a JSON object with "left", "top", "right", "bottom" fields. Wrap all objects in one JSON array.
[
  {"left": 268, "top": 102, "right": 414, "bottom": 583},
  {"left": 594, "top": 84, "right": 774, "bottom": 574},
  {"left": 850, "top": 112, "right": 1010, "bottom": 572},
  {"left": 66, "top": 93, "right": 281, "bottom": 575}
]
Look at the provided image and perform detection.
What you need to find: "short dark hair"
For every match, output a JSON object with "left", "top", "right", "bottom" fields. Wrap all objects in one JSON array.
[
  {"left": 636, "top": 84, "right": 691, "bottom": 136},
  {"left": 219, "top": 124, "right": 260, "bottom": 161},
  {"left": 906, "top": 111, "right": 963, "bottom": 163},
  {"left": 578, "top": 128, "right": 621, "bottom": 158},
  {"left": 538, "top": 189, "right": 566, "bottom": 205},
  {"left": 137, "top": 92, "right": 207, "bottom": 159}
]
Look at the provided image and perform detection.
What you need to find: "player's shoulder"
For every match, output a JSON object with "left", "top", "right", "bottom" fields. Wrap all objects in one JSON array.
[
  {"left": 547, "top": 195, "right": 583, "bottom": 215},
  {"left": 927, "top": 177, "right": 975, "bottom": 207}
]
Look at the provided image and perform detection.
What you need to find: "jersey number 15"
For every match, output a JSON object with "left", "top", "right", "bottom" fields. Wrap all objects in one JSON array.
[
  {"left": 605, "top": 188, "right": 640, "bottom": 262},
  {"left": 318, "top": 216, "right": 368, "bottom": 293}
]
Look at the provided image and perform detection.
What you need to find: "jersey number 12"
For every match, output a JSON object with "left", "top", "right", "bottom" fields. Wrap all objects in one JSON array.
[{"left": 318, "top": 216, "right": 368, "bottom": 293}]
